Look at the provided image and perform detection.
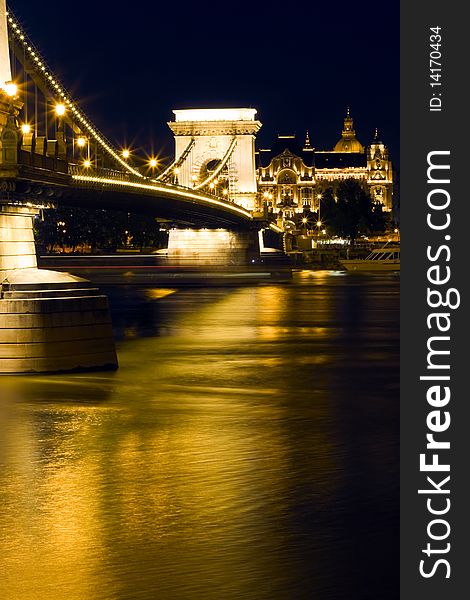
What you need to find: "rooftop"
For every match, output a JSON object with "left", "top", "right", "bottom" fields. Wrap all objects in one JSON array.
[{"left": 173, "top": 108, "right": 257, "bottom": 122}]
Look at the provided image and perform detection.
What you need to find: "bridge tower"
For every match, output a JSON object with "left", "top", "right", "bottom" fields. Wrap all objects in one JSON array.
[
  {"left": 0, "top": 0, "right": 117, "bottom": 374},
  {"left": 168, "top": 109, "right": 261, "bottom": 211}
]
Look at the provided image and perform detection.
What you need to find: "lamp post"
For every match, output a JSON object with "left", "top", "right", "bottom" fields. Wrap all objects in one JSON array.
[
  {"left": 148, "top": 158, "right": 158, "bottom": 176},
  {"left": 302, "top": 216, "right": 308, "bottom": 235},
  {"left": 317, "top": 193, "right": 322, "bottom": 222},
  {"left": 73, "top": 135, "right": 88, "bottom": 163},
  {"left": 54, "top": 103, "right": 67, "bottom": 159},
  {"left": 316, "top": 219, "right": 322, "bottom": 244}
]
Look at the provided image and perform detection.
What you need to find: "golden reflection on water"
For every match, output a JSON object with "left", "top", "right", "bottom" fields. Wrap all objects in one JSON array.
[
  {"left": 0, "top": 276, "right": 399, "bottom": 599},
  {"left": 145, "top": 288, "right": 177, "bottom": 300}
]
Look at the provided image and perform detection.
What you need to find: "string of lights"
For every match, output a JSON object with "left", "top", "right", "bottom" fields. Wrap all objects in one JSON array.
[
  {"left": 71, "top": 174, "right": 253, "bottom": 219},
  {"left": 6, "top": 8, "right": 143, "bottom": 178}
]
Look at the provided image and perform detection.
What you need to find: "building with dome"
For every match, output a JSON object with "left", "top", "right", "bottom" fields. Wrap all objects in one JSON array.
[{"left": 256, "top": 110, "right": 394, "bottom": 218}]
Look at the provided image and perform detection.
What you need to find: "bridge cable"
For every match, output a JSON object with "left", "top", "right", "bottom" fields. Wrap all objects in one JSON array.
[
  {"left": 6, "top": 7, "right": 144, "bottom": 178},
  {"left": 156, "top": 137, "right": 195, "bottom": 182},
  {"left": 193, "top": 137, "right": 237, "bottom": 191}
]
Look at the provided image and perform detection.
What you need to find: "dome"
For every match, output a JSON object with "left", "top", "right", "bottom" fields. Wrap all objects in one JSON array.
[
  {"left": 333, "top": 109, "right": 364, "bottom": 153},
  {"left": 333, "top": 137, "right": 364, "bottom": 153}
]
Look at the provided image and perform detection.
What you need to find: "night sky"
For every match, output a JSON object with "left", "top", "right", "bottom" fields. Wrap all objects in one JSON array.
[{"left": 9, "top": 0, "right": 399, "bottom": 164}]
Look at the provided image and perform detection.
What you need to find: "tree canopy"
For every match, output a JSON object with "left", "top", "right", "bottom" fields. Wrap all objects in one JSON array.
[
  {"left": 319, "top": 180, "right": 386, "bottom": 242},
  {"left": 34, "top": 207, "right": 167, "bottom": 253}
]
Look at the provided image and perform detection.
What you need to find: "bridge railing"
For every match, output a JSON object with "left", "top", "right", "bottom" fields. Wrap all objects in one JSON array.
[
  {"left": 68, "top": 164, "right": 136, "bottom": 182},
  {"left": 18, "top": 149, "right": 68, "bottom": 174},
  {"left": 68, "top": 164, "right": 242, "bottom": 206}
]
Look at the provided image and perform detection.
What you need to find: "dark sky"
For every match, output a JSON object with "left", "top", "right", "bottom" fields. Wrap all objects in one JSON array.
[{"left": 9, "top": 0, "right": 399, "bottom": 164}]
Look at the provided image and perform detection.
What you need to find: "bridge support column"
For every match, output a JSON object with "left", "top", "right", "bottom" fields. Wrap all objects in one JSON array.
[
  {"left": 0, "top": 203, "right": 117, "bottom": 374},
  {"left": 167, "top": 228, "right": 259, "bottom": 266}
]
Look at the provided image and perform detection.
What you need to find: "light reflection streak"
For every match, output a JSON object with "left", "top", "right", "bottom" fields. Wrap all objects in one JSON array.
[{"left": 0, "top": 274, "right": 399, "bottom": 598}]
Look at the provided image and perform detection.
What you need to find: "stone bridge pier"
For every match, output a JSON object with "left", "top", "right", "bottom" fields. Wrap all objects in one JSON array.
[
  {"left": 167, "top": 228, "right": 260, "bottom": 266},
  {"left": 0, "top": 202, "right": 118, "bottom": 374},
  {"left": 0, "top": 92, "right": 117, "bottom": 374},
  {"left": 0, "top": 5, "right": 117, "bottom": 374}
]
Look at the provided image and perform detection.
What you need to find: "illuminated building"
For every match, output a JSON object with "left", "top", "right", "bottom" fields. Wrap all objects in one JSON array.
[
  {"left": 167, "top": 108, "right": 261, "bottom": 211},
  {"left": 256, "top": 109, "right": 394, "bottom": 217}
]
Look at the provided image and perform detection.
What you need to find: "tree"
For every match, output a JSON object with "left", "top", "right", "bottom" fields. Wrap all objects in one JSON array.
[
  {"left": 324, "top": 179, "right": 385, "bottom": 244},
  {"left": 34, "top": 206, "right": 166, "bottom": 253},
  {"left": 318, "top": 187, "right": 338, "bottom": 233},
  {"left": 127, "top": 213, "right": 162, "bottom": 250}
]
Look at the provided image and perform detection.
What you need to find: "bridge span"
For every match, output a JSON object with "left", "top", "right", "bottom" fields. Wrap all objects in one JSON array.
[
  {"left": 0, "top": 2, "right": 287, "bottom": 374},
  {"left": 12, "top": 162, "right": 254, "bottom": 228}
]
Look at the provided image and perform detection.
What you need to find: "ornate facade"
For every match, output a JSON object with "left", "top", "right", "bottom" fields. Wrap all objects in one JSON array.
[
  {"left": 256, "top": 110, "right": 393, "bottom": 217},
  {"left": 167, "top": 108, "right": 261, "bottom": 211}
]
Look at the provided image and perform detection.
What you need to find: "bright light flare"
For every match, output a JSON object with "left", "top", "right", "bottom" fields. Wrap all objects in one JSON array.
[
  {"left": 4, "top": 82, "right": 17, "bottom": 97},
  {"left": 83, "top": 159, "right": 91, "bottom": 168},
  {"left": 55, "top": 103, "right": 66, "bottom": 116},
  {"left": 122, "top": 149, "right": 130, "bottom": 159},
  {"left": 76, "top": 137, "right": 86, "bottom": 147},
  {"left": 149, "top": 158, "right": 157, "bottom": 168},
  {"left": 21, "top": 123, "right": 31, "bottom": 134}
]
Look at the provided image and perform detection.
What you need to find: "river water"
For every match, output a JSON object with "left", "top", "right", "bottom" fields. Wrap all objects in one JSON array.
[{"left": 0, "top": 271, "right": 399, "bottom": 599}]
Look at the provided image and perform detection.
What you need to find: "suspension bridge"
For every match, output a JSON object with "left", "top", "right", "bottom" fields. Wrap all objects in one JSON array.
[
  {"left": 2, "top": 8, "right": 266, "bottom": 227},
  {"left": 0, "top": 2, "right": 281, "bottom": 375}
]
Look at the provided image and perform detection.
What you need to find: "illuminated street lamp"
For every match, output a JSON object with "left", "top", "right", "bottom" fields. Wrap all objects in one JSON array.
[
  {"left": 316, "top": 220, "right": 323, "bottom": 242},
  {"left": 4, "top": 81, "right": 17, "bottom": 97},
  {"left": 301, "top": 216, "right": 309, "bottom": 235},
  {"left": 55, "top": 103, "right": 66, "bottom": 117}
]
